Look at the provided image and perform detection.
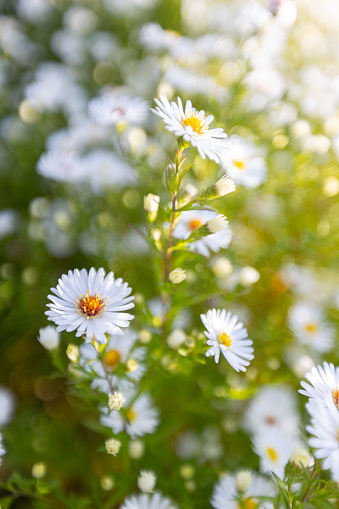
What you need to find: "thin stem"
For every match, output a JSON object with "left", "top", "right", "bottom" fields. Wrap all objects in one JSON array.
[{"left": 164, "top": 194, "right": 177, "bottom": 282}]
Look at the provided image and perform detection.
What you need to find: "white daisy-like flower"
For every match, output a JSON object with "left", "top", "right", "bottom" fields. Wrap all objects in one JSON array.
[
  {"left": 200, "top": 308, "right": 254, "bottom": 371},
  {"left": 173, "top": 210, "right": 232, "bottom": 258},
  {"left": 244, "top": 385, "right": 300, "bottom": 436},
  {"left": 89, "top": 91, "right": 149, "bottom": 127},
  {"left": 100, "top": 391, "right": 160, "bottom": 437},
  {"left": 36, "top": 151, "right": 85, "bottom": 183},
  {"left": 288, "top": 301, "right": 334, "bottom": 353},
  {"left": 252, "top": 428, "right": 293, "bottom": 479},
  {"left": 211, "top": 471, "right": 275, "bottom": 509},
  {"left": 0, "top": 387, "right": 15, "bottom": 427},
  {"left": 300, "top": 362, "right": 339, "bottom": 411},
  {"left": 220, "top": 136, "right": 267, "bottom": 189},
  {"left": 37, "top": 325, "right": 60, "bottom": 350},
  {"left": 152, "top": 94, "right": 228, "bottom": 163},
  {"left": 83, "top": 150, "right": 137, "bottom": 193},
  {"left": 79, "top": 329, "right": 146, "bottom": 393},
  {"left": 46, "top": 268, "right": 134, "bottom": 344},
  {"left": 306, "top": 401, "right": 339, "bottom": 481},
  {"left": 119, "top": 493, "right": 177, "bottom": 509}
]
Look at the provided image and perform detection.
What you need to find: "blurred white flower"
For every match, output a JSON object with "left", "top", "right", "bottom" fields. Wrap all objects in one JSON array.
[
  {"left": 137, "top": 470, "right": 157, "bottom": 493},
  {"left": 0, "top": 209, "right": 18, "bottom": 240},
  {"left": 119, "top": 493, "right": 177, "bottom": 509},
  {"left": 252, "top": 428, "right": 293, "bottom": 479},
  {"left": 288, "top": 301, "right": 334, "bottom": 353},
  {"left": 36, "top": 151, "right": 85, "bottom": 183},
  {"left": 300, "top": 362, "right": 339, "bottom": 411},
  {"left": 105, "top": 438, "right": 121, "bottom": 456},
  {"left": 46, "top": 268, "right": 134, "bottom": 344},
  {"left": 89, "top": 91, "right": 149, "bottom": 127},
  {"left": 0, "top": 387, "right": 15, "bottom": 427},
  {"left": 152, "top": 95, "right": 228, "bottom": 163},
  {"left": 200, "top": 308, "right": 254, "bottom": 371},
  {"left": 84, "top": 150, "right": 137, "bottom": 193},
  {"left": 37, "top": 326, "right": 60, "bottom": 350},
  {"left": 221, "top": 136, "right": 267, "bottom": 189},
  {"left": 0, "top": 434, "right": 6, "bottom": 464}
]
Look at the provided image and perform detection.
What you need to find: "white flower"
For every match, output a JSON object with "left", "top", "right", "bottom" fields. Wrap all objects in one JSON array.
[
  {"left": 105, "top": 438, "right": 121, "bottom": 456},
  {"left": 173, "top": 210, "right": 232, "bottom": 258},
  {"left": 36, "top": 151, "right": 85, "bottom": 183},
  {"left": 46, "top": 268, "right": 134, "bottom": 344},
  {"left": 0, "top": 209, "right": 18, "bottom": 240},
  {"left": 152, "top": 95, "right": 228, "bottom": 163},
  {"left": 200, "top": 308, "right": 254, "bottom": 371},
  {"left": 137, "top": 470, "right": 157, "bottom": 493},
  {"left": 119, "top": 493, "right": 177, "bottom": 509},
  {"left": 306, "top": 402, "right": 339, "bottom": 481},
  {"left": 244, "top": 385, "right": 300, "bottom": 436},
  {"left": 100, "top": 392, "right": 160, "bottom": 437},
  {"left": 252, "top": 428, "right": 293, "bottom": 479},
  {"left": 84, "top": 150, "right": 137, "bottom": 193},
  {"left": 300, "top": 362, "right": 339, "bottom": 411},
  {"left": 0, "top": 387, "right": 15, "bottom": 427},
  {"left": 166, "top": 329, "right": 186, "bottom": 349},
  {"left": 37, "top": 326, "right": 60, "bottom": 350},
  {"left": 108, "top": 392, "right": 125, "bottom": 410},
  {"left": 89, "top": 91, "right": 149, "bottom": 127},
  {"left": 221, "top": 136, "right": 267, "bottom": 189},
  {"left": 288, "top": 302, "right": 334, "bottom": 353},
  {"left": 211, "top": 471, "right": 275, "bottom": 509}
]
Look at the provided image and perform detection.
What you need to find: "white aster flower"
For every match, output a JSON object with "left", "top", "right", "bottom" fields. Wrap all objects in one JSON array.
[
  {"left": 119, "top": 493, "right": 177, "bottom": 509},
  {"left": 46, "top": 268, "right": 134, "bottom": 344},
  {"left": 37, "top": 325, "right": 60, "bottom": 350},
  {"left": 89, "top": 91, "right": 149, "bottom": 127},
  {"left": 300, "top": 362, "right": 339, "bottom": 408},
  {"left": 36, "top": 151, "right": 85, "bottom": 183},
  {"left": 100, "top": 392, "right": 160, "bottom": 437},
  {"left": 0, "top": 387, "right": 15, "bottom": 427},
  {"left": 211, "top": 471, "right": 275, "bottom": 509},
  {"left": 220, "top": 135, "right": 267, "bottom": 189},
  {"left": 306, "top": 402, "right": 339, "bottom": 481},
  {"left": 244, "top": 385, "right": 300, "bottom": 436},
  {"left": 173, "top": 210, "right": 232, "bottom": 258},
  {"left": 288, "top": 302, "right": 334, "bottom": 353},
  {"left": 252, "top": 428, "right": 293, "bottom": 479},
  {"left": 200, "top": 308, "right": 254, "bottom": 371},
  {"left": 84, "top": 150, "right": 137, "bottom": 193},
  {"left": 137, "top": 470, "right": 157, "bottom": 493},
  {"left": 152, "top": 94, "right": 228, "bottom": 163}
]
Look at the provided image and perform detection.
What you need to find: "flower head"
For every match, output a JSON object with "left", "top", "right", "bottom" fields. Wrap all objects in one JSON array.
[
  {"left": 252, "top": 428, "right": 293, "bottom": 479},
  {"left": 152, "top": 95, "right": 228, "bottom": 163},
  {"left": 137, "top": 470, "right": 157, "bottom": 493},
  {"left": 119, "top": 493, "right": 177, "bottom": 509},
  {"left": 37, "top": 325, "right": 60, "bottom": 350},
  {"left": 89, "top": 91, "right": 149, "bottom": 127},
  {"left": 200, "top": 308, "right": 254, "bottom": 371},
  {"left": 46, "top": 268, "right": 134, "bottom": 344}
]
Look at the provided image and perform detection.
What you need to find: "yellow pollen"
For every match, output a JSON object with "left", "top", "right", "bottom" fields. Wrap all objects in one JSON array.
[
  {"left": 182, "top": 114, "right": 206, "bottom": 134},
  {"left": 233, "top": 159, "right": 246, "bottom": 170},
  {"left": 218, "top": 332, "right": 232, "bottom": 347},
  {"left": 127, "top": 409, "right": 136, "bottom": 422},
  {"left": 243, "top": 500, "right": 257, "bottom": 509},
  {"left": 104, "top": 350, "right": 120, "bottom": 370},
  {"left": 77, "top": 291, "right": 106, "bottom": 319},
  {"left": 267, "top": 447, "right": 278, "bottom": 462},
  {"left": 188, "top": 218, "right": 202, "bottom": 231},
  {"left": 305, "top": 322, "right": 318, "bottom": 334},
  {"left": 332, "top": 388, "right": 339, "bottom": 410}
]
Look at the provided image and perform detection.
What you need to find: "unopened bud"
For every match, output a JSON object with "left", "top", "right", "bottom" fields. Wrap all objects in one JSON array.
[
  {"left": 128, "top": 439, "right": 145, "bottom": 459},
  {"left": 144, "top": 194, "right": 160, "bottom": 222},
  {"left": 169, "top": 268, "right": 186, "bottom": 284},
  {"left": 32, "top": 462, "right": 47, "bottom": 479},
  {"left": 235, "top": 470, "right": 252, "bottom": 491},
  {"left": 108, "top": 392, "right": 125, "bottom": 410},
  {"left": 137, "top": 470, "right": 157, "bottom": 493},
  {"left": 290, "top": 447, "right": 314, "bottom": 467},
  {"left": 207, "top": 214, "right": 228, "bottom": 234},
  {"left": 127, "top": 359, "right": 138, "bottom": 373},
  {"left": 66, "top": 344, "right": 79, "bottom": 363},
  {"left": 167, "top": 329, "right": 186, "bottom": 349},
  {"left": 215, "top": 176, "right": 236, "bottom": 197},
  {"left": 105, "top": 438, "right": 121, "bottom": 456}
]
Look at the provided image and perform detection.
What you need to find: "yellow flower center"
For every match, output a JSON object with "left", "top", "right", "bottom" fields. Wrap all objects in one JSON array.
[
  {"left": 188, "top": 218, "right": 202, "bottom": 231},
  {"left": 332, "top": 388, "right": 339, "bottom": 410},
  {"left": 267, "top": 447, "right": 278, "bottom": 462},
  {"left": 104, "top": 349, "right": 120, "bottom": 370},
  {"left": 182, "top": 114, "right": 206, "bottom": 134},
  {"left": 233, "top": 159, "right": 246, "bottom": 170},
  {"left": 127, "top": 409, "right": 136, "bottom": 422},
  {"left": 238, "top": 499, "right": 257, "bottom": 509},
  {"left": 218, "top": 332, "right": 232, "bottom": 347},
  {"left": 305, "top": 322, "right": 318, "bottom": 334},
  {"left": 77, "top": 291, "right": 106, "bottom": 318}
]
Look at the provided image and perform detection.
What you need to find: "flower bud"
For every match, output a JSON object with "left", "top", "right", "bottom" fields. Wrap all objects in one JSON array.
[
  {"left": 108, "top": 392, "right": 125, "bottom": 410},
  {"left": 38, "top": 326, "right": 60, "bottom": 351},
  {"left": 66, "top": 344, "right": 79, "bottom": 363},
  {"left": 129, "top": 439, "right": 145, "bottom": 459},
  {"left": 206, "top": 214, "right": 228, "bottom": 234},
  {"left": 105, "top": 438, "right": 121, "bottom": 456},
  {"left": 32, "top": 462, "right": 47, "bottom": 479},
  {"left": 169, "top": 268, "right": 186, "bottom": 284},
  {"left": 235, "top": 470, "right": 252, "bottom": 491},
  {"left": 144, "top": 194, "right": 160, "bottom": 222},
  {"left": 215, "top": 176, "right": 236, "bottom": 196},
  {"left": 137, "top": 470, "right": 157, "bottom": 493}
]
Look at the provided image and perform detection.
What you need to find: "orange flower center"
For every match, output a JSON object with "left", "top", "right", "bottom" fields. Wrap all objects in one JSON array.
[
  {"left": 218, "top": 332, "right": 232, "bottom": 347},
  {"left": 188, "top": 218, "right": 202, "bottom": 231},
  {"left": 77, "top": 291, "right": 106, "bottom": 318},
  {"left": 332, "top": 388, "right": 339, "bottom": 410},
  {"left": 182, "top": 114, "right": 206, "bottom": 134},
  {"left": 104, "top": 349, "right": 120, "bottom": 370}
]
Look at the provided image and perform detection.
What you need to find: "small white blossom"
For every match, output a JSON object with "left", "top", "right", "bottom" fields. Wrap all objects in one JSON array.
[
  {"left": 37, "top": 326, "right": 60, "bottom": 350},
  {"left": 108, "top": 393, "right": 125, "bottom": 410},
  {"left": 206, "top": 214, "right": 228, "bottom": 234},
  {"left": 169, "top": 268, "right": 186, "bottom": 284},
  {"left": 137, "top": 470, "right": 157, "bottom": 493}
]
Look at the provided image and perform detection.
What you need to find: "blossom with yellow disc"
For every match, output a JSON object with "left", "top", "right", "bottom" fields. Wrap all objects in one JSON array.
[
  {"left": 200, "top": 308, "right": 254, "bottom": 371},
  {"left": 152, "top": 94, "right": 228, "bottom": 163},
  {"left": 46, "top": 267, "right": 134, "bottom": 344}
]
